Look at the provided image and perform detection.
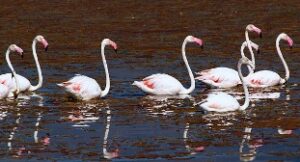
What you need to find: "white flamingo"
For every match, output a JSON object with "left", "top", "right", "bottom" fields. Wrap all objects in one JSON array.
[
  {"left": 245, "top": 33, "right": 293, "bottom": 88},
  {"left": 199, "top": 57, "right": 253, "bottom": 112},
  {"left": 0, "top": 44, "right": 23, "bottom": 99},
  {"left": 196, "top": 40, "right": 259, "bottom": 88},
  {"left": 132, "top": 35, "right": 203, "bottom": 95},
  {"left": 195, "top": 24, "right": 262, "bottom": 88},
  {"left": 57, "top": 38, "right": 117, "bottom": 101},
  {"left": 0, "top": 35, "right": 48, "bottom": 92}
]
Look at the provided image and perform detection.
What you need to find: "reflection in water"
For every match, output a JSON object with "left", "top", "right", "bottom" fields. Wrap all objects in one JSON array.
[
  {"left": 202, "top": 112, "right": 238, "bottom": 128},
  {"left": 183, "top": 122, "right": 205, "bottom": 155},
  {"left": 141, "top": 95, "right": 194, "bottom": 116},
  {"left": 7, "top": 109, "right": 21, "bottom": 151},
  {"left": 239, "top": 127, "right": 257, "bottom": 162},
  {"left": 103, "top": 108, "right": 119, "bottom": 159},
  {"left": 278, "top": 129, "right": 293, "bottom": 135},
  {"left": 66, "top": 103, "right": 101, "bottom": 127}
]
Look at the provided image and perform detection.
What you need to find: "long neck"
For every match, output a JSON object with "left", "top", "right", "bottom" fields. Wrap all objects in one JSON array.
[
  {"left": 6, "top": 49, "right": 20, "bottom": 95},
  {"left": 100, "top": 42, "right": 110, "bottom": 97},
  {"left": 181, "top": 39, "right": 195, "bottom": 94},
  {"left": 245, "top": 31, "right": 256, "bottom": 70},
  {"left": 240, "top": 43, "right": 254, "bottom": 74},
  {"left": 29, "top": 39, "right": 43, "bottom": 91},
  {"left": 276, "top": 37, "right": 290, "bottom": 83},
  {"left": 238, "top": 61, "right": 250, "bottom": 110}
]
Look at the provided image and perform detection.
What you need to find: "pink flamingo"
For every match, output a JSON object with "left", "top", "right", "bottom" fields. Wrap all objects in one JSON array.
[
  {"left": 0, "top": 35, "right": 48, "bottom": 92},
  {"left": 245, "top": 33, "right": 293, "bottom": 87},
  {"left": 0, "top": 44, "right": 23, "bottom": 99},
  {"left": 199, "top": 57, "right": 253, "bottom": 112},
  {"left": 195, "top": 24, "right": 262, "bottom": 88},
  {"left": 132, "top": 35, "right": 203, "bottom": 95},
  {"left": 57, "top": 38, "right": 117, "bottom": 100}
]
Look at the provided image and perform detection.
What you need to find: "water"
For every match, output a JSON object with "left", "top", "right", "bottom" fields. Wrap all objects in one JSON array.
[{"left": 0, "top": 1, "right": 299, "bottom": 161}]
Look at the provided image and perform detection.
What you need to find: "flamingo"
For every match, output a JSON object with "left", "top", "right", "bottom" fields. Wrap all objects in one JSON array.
[
  {"left": 0, "top": 44, "right": 23, "bottom": 99},
  {"left": 0, "top": 35, "right": 48, "bottom": 92},
  {"left": 199, "top": 57, "right": 253, "bottom": 112},
  {"left": 132, "top": 35, "right": 203, "bottom": 95},
  {"left": 195, "top": 40, "right": 259, "bottom": 88},
  {"left": 245, "top": 33, "right": 293, "bottom": 88},
  {"left": 57, "top": 38, "right": 117, "bottom": 101},
  {"left": 195, "top": 24, "right": 262, "bottom": 88}
]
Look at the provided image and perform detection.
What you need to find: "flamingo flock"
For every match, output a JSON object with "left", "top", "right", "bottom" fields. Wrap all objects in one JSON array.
[{"left": 0, "top": 24, "right": 294, "bottom": 113}]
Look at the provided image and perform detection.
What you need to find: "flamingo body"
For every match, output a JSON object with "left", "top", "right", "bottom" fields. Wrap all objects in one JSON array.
[
  {"left": 245, "top": 70, "right": 282, "bottom": 88},
  {"left": 133, "top": 73, "right": 186, "bottom": 95},
  {"left": 196, "top": 67, "right": 240, "bottom": 88},
  {"left": 57, "top": 75, "right": 101, "bottom": 101},
  {"left": 0, "top": 74, "right": 31, "bottom": 92},
  {"left": 200, "top": 92, "right": 240, "bottom": 112}
]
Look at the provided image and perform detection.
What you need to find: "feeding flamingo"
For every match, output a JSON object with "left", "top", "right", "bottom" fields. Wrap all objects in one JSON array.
[
  {"left": 0, "top": 44, "right": 23, "bottom": 99},
  {"left": 245, "top": 33, "right": 293, "bottom": 88},
  {"left": 57, "top": 38, "right": 117, "bottom": 101},
  {"left": 0, "top": 35, "right": 48, "bottom": 92},
  {"left": 132, "top": 35, "right": 203, "bottom": 95},
  {"left": 199, "top": 57, "right": 253, "bottom": 112},
  {"left": 195, "top": 24, "right": 262, "bottom": 88},
  {"left": 196, "top": 40, "right": 259, "bottom": 88}
]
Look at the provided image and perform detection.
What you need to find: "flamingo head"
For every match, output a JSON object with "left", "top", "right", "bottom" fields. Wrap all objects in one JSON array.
[
  {"left": 35, "top": 35, "right": 49, "bottom": 51},
  {"left": 186, "top": 35, "right": 204, "bottom": 48},
  {"left": 246, "top": 24, "right": 262, "bottom": 38},
  {"left": 240, "top": 57, "right": 254, "bottom": 69},
  {"left": 103, "top": 38, "right": 118, "bottom": 53},
  {"left": 280, "top": 33, "right": 293, "bottom": 48},
  {"left": 9, "top": 44, "right": 24, "bottom": 58},
  {"left": 242, "top": 40, "right": 260, "bottom": 54}
]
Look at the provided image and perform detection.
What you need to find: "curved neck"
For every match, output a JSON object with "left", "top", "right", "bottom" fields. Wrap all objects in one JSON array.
[
  {"left": 245, "top": 31, "right": 256, "bottom": 69},
  {"left": 240, "top": 42, "right": 254, "bottom": 75},
  {"left": 276, "top": 37, "right": 289, "bottom": 83},
  {"left": 29, "top": 39, "right": 43, "bottom": 91},
  {"left": 6, "top": 49, "right": 20, "bottom": 95},
  {"left": 238, "top": 61, "right": 250, "bottom": 110},
  {"left": 181, "top": 39, "right": 195, "bottom": 94},
  {"left": 100, "top": 42, "right": 110, "bottom": 97}
]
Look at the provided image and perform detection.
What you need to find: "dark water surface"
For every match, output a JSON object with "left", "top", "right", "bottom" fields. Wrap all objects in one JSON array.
[{"left": 0, "top": 1, "right": 299, "bottom": 161}]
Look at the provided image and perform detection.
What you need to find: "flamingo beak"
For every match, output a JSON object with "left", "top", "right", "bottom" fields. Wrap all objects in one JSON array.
[
  {"left": 21, "top": 52, "right": 24, "bottom": 59},
  {"left": 114, "top": 49, "right": 117, "bottom": 54},
  {"left": 45, "top": 45, "right": 48, "bottom": 51},
  {"left": 259, "top": 32, "right": 262, "bottom": 38},
  {"left": 256, "top": 49, "right": 260, "bottom": 54}
]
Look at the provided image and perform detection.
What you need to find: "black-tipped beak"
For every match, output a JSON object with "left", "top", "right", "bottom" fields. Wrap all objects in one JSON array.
[
  {"left": 201, "top": 45, "right": 204, "bottom": 49},
  {"left": 21, "top": 53, "right": 24, "bottom": 59},
  {"left": 11, "top": 73, "right": 15, "bottom": 78},
  {"left": 257, "top": 49, "right": 260, "bottom": 54},
  {"left": 114, "top": 49, "right": 117, "bottom": 54},
  {"left": 259, "top": 32, "right": 262, "bottom": 38},
  {"left": 45, "top": 46, "right": 48, "bottom": 52},
  {"left": 289, "top": 45, "right": 293, "bottom": 49}
]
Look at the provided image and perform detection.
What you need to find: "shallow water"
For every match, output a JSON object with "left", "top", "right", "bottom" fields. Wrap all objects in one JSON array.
[{"left": 0, "top": 1, "right": 299, "bottom": 161}]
